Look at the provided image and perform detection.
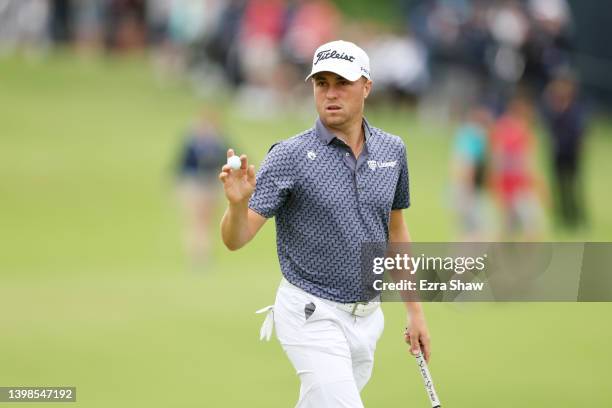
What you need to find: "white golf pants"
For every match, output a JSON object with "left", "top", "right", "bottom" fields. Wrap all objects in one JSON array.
[{"left": 272, "top": 279, "right": 385, "bottom": 408}]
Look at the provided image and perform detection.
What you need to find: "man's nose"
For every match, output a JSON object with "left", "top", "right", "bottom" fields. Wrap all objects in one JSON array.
[{"left": 326, "top": 85, "right": 339, "bottom": 99}]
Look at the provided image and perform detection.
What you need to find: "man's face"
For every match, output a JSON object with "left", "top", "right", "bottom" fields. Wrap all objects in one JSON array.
[{"left": 312, "top": 72, "right": 372, "bottom": 128}]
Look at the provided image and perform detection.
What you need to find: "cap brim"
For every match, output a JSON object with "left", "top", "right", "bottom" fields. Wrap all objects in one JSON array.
[{"left": 305, "top": 62, "right": 363, "bottom": 82}]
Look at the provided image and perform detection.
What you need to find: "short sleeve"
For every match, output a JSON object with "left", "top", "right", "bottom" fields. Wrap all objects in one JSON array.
[
  {"left": 249, "top": 143, "right": 295, "bottom": 218},
  {"left": 392, "top": 142, "right": 410, "bottom": 210}
]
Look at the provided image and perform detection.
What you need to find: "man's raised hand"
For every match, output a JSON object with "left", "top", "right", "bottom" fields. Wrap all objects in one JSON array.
[{"left": 218, "top": 149, "right": 256, "bottom": 205}]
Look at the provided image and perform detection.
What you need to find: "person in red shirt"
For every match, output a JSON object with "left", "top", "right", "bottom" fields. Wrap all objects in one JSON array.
[{"left": 490, "top": 95, "right": 546, "bottom": 239}]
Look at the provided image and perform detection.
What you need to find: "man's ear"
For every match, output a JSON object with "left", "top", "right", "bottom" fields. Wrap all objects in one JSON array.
[{"left": 363, "top": 79, "right": 373, "bottom": 99}]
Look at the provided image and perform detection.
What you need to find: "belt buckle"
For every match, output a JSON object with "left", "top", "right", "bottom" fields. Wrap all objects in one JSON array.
[{"left": 351, "top": 301, "right": 368, "bottom": 316}]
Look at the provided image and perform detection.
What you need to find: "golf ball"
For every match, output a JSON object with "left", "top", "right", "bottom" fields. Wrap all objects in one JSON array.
[{"left": 227, "top": 155, "right": 241, "bottom": 170}]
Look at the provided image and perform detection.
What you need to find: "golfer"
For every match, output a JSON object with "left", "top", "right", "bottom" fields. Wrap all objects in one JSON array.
[{"left": 219, "top": 40, "right": 431, "bottom": 408}]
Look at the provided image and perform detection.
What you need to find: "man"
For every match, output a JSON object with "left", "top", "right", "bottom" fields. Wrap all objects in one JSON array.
[
  {"left": 541, "top": 72, "right": 587, "bottom": 230},
  {"left": 175, "top": 108, "right": 228, "bottom": 268},
  {"left": 219, "top": 40, "right": 431, "bottom": 408}
]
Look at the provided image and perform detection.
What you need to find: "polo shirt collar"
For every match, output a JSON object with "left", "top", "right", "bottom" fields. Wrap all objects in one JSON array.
[{"left": 315, "top": 117, "right": 372, "bottom": 146}]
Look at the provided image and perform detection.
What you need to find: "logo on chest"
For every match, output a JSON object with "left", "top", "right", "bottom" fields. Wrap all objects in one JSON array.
[
  {"left": 367, "top": 160, "right": 397, "bottom": 171},
  {"left": 307, "top": 150, "right": 317, "bottom": 161}
]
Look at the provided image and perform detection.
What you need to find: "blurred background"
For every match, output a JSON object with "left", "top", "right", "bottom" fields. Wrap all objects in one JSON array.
[{"left": 1, "top": 0, "right": 611, "bottom": 407}]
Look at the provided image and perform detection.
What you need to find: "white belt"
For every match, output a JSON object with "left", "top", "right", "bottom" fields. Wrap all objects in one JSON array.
[
  {"left": 256, "top": 279, "right": 381, "bottom": 342},
  {"left": 280, "top": 278, "right": 380, "bottom": 318}
]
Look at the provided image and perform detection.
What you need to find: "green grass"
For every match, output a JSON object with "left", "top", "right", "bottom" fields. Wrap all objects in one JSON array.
[
  {"left": 1, "top": 53, "right": 611, "bottom": 407},
  {"left": 332, "top": 0, "right": 404, "bottom": 27}
]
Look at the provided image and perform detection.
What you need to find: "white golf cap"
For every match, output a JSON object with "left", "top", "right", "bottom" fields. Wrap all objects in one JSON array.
[{"left": 305, "top": 40, "right": 371, "bottom": 82}]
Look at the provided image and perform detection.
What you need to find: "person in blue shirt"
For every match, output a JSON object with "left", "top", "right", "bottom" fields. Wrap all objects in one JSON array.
[
  {"left": 451, "top": 105, "right": 493, "bottom": 239},
  {"left": 219, "top": 40, "right": 431, "bottom": 408},
  {"left": 176, "top": 109, "right": 228, "bottom": 268}
]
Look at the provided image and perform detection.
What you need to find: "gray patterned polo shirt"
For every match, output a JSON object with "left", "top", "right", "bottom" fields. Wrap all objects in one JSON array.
[{"left": 249, "top": 118, "right": 410, "bottom": 302}]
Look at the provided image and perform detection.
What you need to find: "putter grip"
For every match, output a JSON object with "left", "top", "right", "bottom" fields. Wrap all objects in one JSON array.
[{"left": 415, "top": 352, "right": 441, "bottom": 407}]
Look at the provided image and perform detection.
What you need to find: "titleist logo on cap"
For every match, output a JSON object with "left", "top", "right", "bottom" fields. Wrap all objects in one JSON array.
[{"left": 314, "top": 49, "right": 355, "bottom": 65}]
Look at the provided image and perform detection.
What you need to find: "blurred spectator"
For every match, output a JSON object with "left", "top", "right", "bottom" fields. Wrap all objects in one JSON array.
[
  {"left": 204, "top": 0, "right": 247, "bottom": 86},
  {"left": 485, "top": 0, "right": 530, "bottom": 112},
  {"left": 459, "top": 0, "right": 490, "bottom": 74},
  {"left": 542, "top": 71, "right": 588, "bottom": 230},
  {"left": 103, "top": 0, "right": 146, "bottom": 52},
  {"left": 50, "top": 0, "right": 73, "bottom": 45},
  {"left": 234, "top": 0, "right": 290, "bottom": 115},
  {"left": 168, "top": 0, "right": 207, "bottom": 46},
  {"left": 490, "top": 94, "right": 545, "bottom": 239},
  {"left": 175, "top": 109, "right": 229, "bottom": 269},
  {"left": 410, "top": 0, "right": 467, "bottom": 60},
  {"left": 451, "top": 105, "right": 493, "bottom": 240},
  {"left": 152, "top": 0, "right": 225, "bottom": 79},
  {"left": 73, "top": 0, "right": 105, "bottom": 51},
  {"left": 0, "top": 0, "right": 50, "bottom": 55},
  {"left": 487, "top": 0, "right": 529, "bottom": 51},
  {"left": 281, "top": 0, "right": 340, "bottom": 72},
  {"left": 146, "top": 0, "right": 171, "bottom": 46},
  {"left": 367, "top": 32, "right": 429, "bottom": 103},
  {"left": 238, "top": 0, "right": 285, "bottom": 86},
  {"left": 414, "top": 0, "right": 486, "bottom": 122},
  {"left": 523, "top": 0, "right": 573, "bottom": 91}
]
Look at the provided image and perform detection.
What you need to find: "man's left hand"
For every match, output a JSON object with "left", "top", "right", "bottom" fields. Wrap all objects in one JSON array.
[{"left": 404, "top": 313, "right": 431, "bottom": 362}]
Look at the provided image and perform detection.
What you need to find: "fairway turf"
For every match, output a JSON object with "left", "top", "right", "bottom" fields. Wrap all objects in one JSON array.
[{"left": 1, "top": 53, "right": 611, "bottom": 407}]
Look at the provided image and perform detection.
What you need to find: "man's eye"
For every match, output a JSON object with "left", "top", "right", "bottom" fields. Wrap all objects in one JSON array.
[{"left": 316, "top": 81, "right": 326, "bottom": 87}]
